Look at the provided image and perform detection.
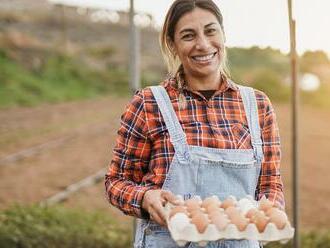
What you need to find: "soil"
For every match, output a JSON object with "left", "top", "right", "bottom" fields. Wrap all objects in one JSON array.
[{"left": 0, "top": 96, "right": 329, "bottom": 230}]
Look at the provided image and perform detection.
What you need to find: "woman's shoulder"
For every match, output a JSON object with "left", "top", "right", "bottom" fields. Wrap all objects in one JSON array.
[
  {"left": 231, "top": 80, "right": 272, "bottom": 103},
  {"left": 138, "top": 78, "right": 178, "bottom": 101},
  {"left": 231, "top": 80, "right": 274, "bottom": 115}
]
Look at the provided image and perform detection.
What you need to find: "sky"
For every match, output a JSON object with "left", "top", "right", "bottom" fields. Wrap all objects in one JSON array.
[{"left": 57, "top": 0, "right": 330, "bottom": 55}]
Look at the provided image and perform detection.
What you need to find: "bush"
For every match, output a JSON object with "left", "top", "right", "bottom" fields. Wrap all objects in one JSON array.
[
  {"left": 265, "top": 230, "right": 330, "bottom": 248},
  {"left": 0, "top": 49, "right": 129, "bottom": 108},
  {"left": 0, "top": 205, "right": 132, "bottom": 248}
]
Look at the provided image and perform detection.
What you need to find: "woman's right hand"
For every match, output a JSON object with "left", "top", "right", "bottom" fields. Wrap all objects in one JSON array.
[{"left": 142, "top": 189, "right": 182, "bottom": 226}]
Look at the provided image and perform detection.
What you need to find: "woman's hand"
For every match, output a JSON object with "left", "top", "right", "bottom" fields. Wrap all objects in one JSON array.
[{"left": 142, "top": 189, "right": 182, "bottom": 226}]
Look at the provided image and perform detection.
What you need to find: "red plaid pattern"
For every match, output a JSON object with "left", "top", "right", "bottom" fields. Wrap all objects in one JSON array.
[{"left": 105, "top": 77, "right": 284, "bottom": 218}]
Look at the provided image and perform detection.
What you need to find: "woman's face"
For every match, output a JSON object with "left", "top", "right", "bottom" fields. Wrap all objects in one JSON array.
[{"left": 172, "top": 7, "right": 224, "bottom": 80}]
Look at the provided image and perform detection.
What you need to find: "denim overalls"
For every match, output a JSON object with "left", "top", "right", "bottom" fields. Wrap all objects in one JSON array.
[{"left": 134, "top": 85, "right": 264, "bottom": 248}]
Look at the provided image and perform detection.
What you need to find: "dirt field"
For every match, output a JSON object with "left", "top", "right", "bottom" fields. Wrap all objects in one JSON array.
[{"left": 0, "top": 95, "right": 329, "bottom": 230}]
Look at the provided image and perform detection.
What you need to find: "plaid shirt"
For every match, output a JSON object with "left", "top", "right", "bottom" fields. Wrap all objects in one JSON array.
[{"left": 105, "top": 77, "right": 284, "bottom": 218}]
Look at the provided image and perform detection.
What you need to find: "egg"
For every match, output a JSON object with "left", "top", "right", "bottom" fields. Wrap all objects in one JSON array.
[
  {"left": 245, "top": 208, "right": 258, "bottom": 221},
  {"left": 266, "top": 208, "right": 288, "bottom": 229},
  {"left": 258, "top": 195, "right": 273, "bottom": 212},
  {"left": 205, "top": 202, "right": 221, "bottom": 214},
  {"left": 185, "top": 198, "right": 201, "bottom": 212},
  {"left": 230, "top": 213, "right": 249, "bottom": 231},
  {"left": 201, "top": 196, "right": 221, "bottom": 209},
  {"left": 224, "top": 206, "right": 240, "bottom": 219},
  {"left": 238, "top": 198, "right": 257, "bottom": 215},
  {"left": 189, "top": 208, "right": 205, "bottom": 218},
  {"left": 209, "top": 211, "right": 229, "bottom": 231},
  {"left": 169, "top": 213, "right": 191, "bottom": 232},
  {"left": 190, "top": 213, "right": 209, "bottom": 233},
  {"left": 169, "top": 206, "right": 188, "bottom": 219},
  {"left": 221, "top": 196, "right": 237, "bottom": 209},
  {"left": 250, "top": 211, "right": 270, "bottom": 233}
]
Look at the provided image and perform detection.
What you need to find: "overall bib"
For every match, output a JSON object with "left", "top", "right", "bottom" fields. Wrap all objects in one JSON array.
[{"left": 134, "top": 85, "right": 264, "bottom": 248}]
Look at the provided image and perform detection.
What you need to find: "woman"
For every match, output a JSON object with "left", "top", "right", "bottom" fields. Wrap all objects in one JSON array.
[{"left": 105, "top": 0, "right": 285, "bottom": 247}]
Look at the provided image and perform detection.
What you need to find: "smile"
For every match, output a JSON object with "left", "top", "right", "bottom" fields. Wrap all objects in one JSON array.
[{"left": 192, "top": 52, "right": 217, "bottom": 62}]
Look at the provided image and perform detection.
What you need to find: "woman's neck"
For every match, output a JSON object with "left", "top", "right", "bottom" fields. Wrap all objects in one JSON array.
[{"left": 185, "top": 73, "right": 222, "bottom": 91}]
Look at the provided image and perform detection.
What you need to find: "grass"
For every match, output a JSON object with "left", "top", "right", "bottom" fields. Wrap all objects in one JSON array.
[
  {"left": 0, "top": 205, "right": 329, "bottom": 248},
  {"left": 0, "top": 49, "right": 130, "bottom": 108},
  {"left": 265, "top": 230, "right": 330, "bottom": 248},
  {"left": 0, "top": 204, "right": 132, "bottom": 248}
]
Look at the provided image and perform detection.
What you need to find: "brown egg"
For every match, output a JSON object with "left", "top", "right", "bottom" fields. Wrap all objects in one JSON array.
[
  {"left": 225, "top": 206, "right": 240, "bottom": 219},
  {"left": 221, "top": 197, "right": 237, "bottom": 209},
  {"left": 185, "top": 198, "right": 201, "bottom": 212},
  {"left": 201, "top": 196, "right": 221, "bottom": 209},
  {"left": 258, "top": 196, "right": 273, "bottom": 212},
  {"left": 205, "top": 203, "right": 221, "bottom": 214},
  {"left": 230, "top": 213, "right": 249, "bottom": 231},
  {"left": 209, "top": 211, "right": 229, "bottom": 231},
  {"left": 245, "top": 208, "right": 258, "bottom": 221},
  {"left": 190, "top": 213, "right": 209, "bottom": 233},
  {"left": 189, "top": 208, "right": 205, "bottom": 218},
  {"left": 266, "top": 208, "right": 288, "bottom": 229},
  {"left": 169, "top": 206, "right": 188, "bottom": 219},
  {"left": 250, "top": 211, "right": 270, "bottom": 233}
]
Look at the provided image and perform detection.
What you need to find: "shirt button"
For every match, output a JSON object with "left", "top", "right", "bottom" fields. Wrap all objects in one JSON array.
[{"left": 145, "top": 228, "right": 152, "bottom": 235}]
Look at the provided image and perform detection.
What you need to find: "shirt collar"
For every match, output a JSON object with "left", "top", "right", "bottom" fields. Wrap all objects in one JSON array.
[{"left": 163, "top": 75, "right": 239, "bottom": 95}]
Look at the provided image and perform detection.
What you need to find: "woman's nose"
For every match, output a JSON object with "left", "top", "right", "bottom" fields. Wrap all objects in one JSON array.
[{"left": 195, "top": 35, "right": 210, "bottom": 50}]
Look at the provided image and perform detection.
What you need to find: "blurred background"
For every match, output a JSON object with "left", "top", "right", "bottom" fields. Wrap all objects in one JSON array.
[{"left": 0, "top": 0, "right": 329, "bottom": 247}]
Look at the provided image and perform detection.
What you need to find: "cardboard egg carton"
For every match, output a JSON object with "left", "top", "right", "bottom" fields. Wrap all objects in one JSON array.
[{"left": 165, "top": 195, "right": 294, "bottom": 247}]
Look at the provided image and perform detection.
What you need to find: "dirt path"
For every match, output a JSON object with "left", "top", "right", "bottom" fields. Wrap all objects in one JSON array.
[
  {"left": 0, "top": 97, "right": 329, "bottom": 230},
  {"left": 0, "top": 95, "right": 129, "bottom": 205}
]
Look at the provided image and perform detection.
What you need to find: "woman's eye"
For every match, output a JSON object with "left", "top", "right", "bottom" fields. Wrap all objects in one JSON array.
[
  {"left": 182, "top": 34, "right": 194, "bottom": 40},
  {"left": 206, "top": 28, "right": 216, "bottom": 35}
]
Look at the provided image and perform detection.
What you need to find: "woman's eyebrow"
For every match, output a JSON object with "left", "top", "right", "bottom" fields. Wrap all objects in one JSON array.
[
  {"left": 179, "top": 28, "right": 195, "bottom": 35},
  {"left": 205, "top": 22, "right": 217, "bottom": 28},
  {"left": 179, "top": 22, "right": 218, "bottom": 35}
]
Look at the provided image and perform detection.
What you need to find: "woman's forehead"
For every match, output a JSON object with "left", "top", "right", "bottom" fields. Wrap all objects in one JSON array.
[{"left": 175, "top": 8, "right": 220, "bottom": 32}]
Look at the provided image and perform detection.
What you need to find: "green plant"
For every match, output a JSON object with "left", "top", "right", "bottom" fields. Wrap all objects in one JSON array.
[{"left": 0, "top": 204, "right": 132, "bottom": 248}]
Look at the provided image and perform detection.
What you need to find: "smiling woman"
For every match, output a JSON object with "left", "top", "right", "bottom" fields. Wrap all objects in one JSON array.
[
  {"left": 105, "top": 0, "right": 285, "bottom": 247},
  {"left": 171, "top": 8, "right": 225, "bottom": 90}
]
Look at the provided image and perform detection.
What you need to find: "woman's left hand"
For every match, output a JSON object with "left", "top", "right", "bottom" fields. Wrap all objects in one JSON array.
[{"left": 142, "top": 189, "right": 182, "bottom": 226}]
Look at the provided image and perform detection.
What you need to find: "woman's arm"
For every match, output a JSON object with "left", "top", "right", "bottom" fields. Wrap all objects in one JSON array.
[
  {"left": 105, "top": 90, "right": 154, "bottom": 218},
  {"left": 255, "top": 91, "right": 285, "bottom": 210}
]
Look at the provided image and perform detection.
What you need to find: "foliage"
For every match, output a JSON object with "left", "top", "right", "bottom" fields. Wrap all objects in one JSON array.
[
  {"left": 228, "top": 46, "right": 290, "bottom": 80},
  {"left": 265, "top": 230, "right": 330, "bottom": 248},
  {"left": 0, "top": 205, "right": 329, "bottom": 248},
  {"left": 0, "top": 204, "right": 131, "bottom": 248},
  {"left": 0, "top": 49, "right": 129, "bottom": 108},
  {"left": 228, "top": 47, "right": 291, "bottom": 102},
  {"left": 1, "top": 45, "right": 330, "bottom": 108},
  {"left": 300, "top": 50, "right": 330, "bottom": 72}
]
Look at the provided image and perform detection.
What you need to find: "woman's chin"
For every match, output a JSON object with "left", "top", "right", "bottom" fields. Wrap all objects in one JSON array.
[{"left": 190, "top": 68, "right": 220, "bottom": 79}]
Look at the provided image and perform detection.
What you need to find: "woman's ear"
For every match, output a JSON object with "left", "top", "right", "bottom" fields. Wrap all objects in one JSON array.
[{"left": 168, "top": 38, "right": 177, "bottom": 57}]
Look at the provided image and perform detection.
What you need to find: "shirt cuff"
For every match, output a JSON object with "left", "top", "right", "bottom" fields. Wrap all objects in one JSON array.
[{"left": 132, "top": 185, "right": 157, "bottom": 219}]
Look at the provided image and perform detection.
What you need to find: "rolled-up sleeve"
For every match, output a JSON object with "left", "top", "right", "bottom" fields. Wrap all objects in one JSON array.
[
  {"left": 105, "top": 90, "right": 154, "bottom": 218},
  {"left": 256, "top": 92, "right": 285, "bottom": 210}
]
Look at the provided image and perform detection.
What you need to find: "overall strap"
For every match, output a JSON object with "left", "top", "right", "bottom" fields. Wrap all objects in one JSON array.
[
  {"left": 150, "top": 86, "right": 190, "bottom": 161},
  {"left": 239, "top": 86, "right": 264, "bottom": 163}
]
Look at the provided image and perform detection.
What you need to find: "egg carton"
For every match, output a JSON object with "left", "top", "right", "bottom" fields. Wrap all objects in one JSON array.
[{"left": 165, "top": 195, "right": 295, "bottom": 247}]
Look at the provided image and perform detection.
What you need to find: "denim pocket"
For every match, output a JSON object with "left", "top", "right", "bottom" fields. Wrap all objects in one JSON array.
[{"left": 144, "top": 225, "right": 178, "bottom": 248}]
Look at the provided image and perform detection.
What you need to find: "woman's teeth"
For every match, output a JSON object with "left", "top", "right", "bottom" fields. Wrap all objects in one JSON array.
[{"left": 193, "top": 53, "right": 216, "bottom": 61}]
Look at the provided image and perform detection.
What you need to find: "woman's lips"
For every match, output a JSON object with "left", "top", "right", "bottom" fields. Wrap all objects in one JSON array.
[{"left": 191, "top": 52, "right": 217, "bottom": 63}]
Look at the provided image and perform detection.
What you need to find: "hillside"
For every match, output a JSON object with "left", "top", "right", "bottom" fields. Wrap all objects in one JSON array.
[{"left": 1, "top": 0, "right": 330, "bottom": 108}]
